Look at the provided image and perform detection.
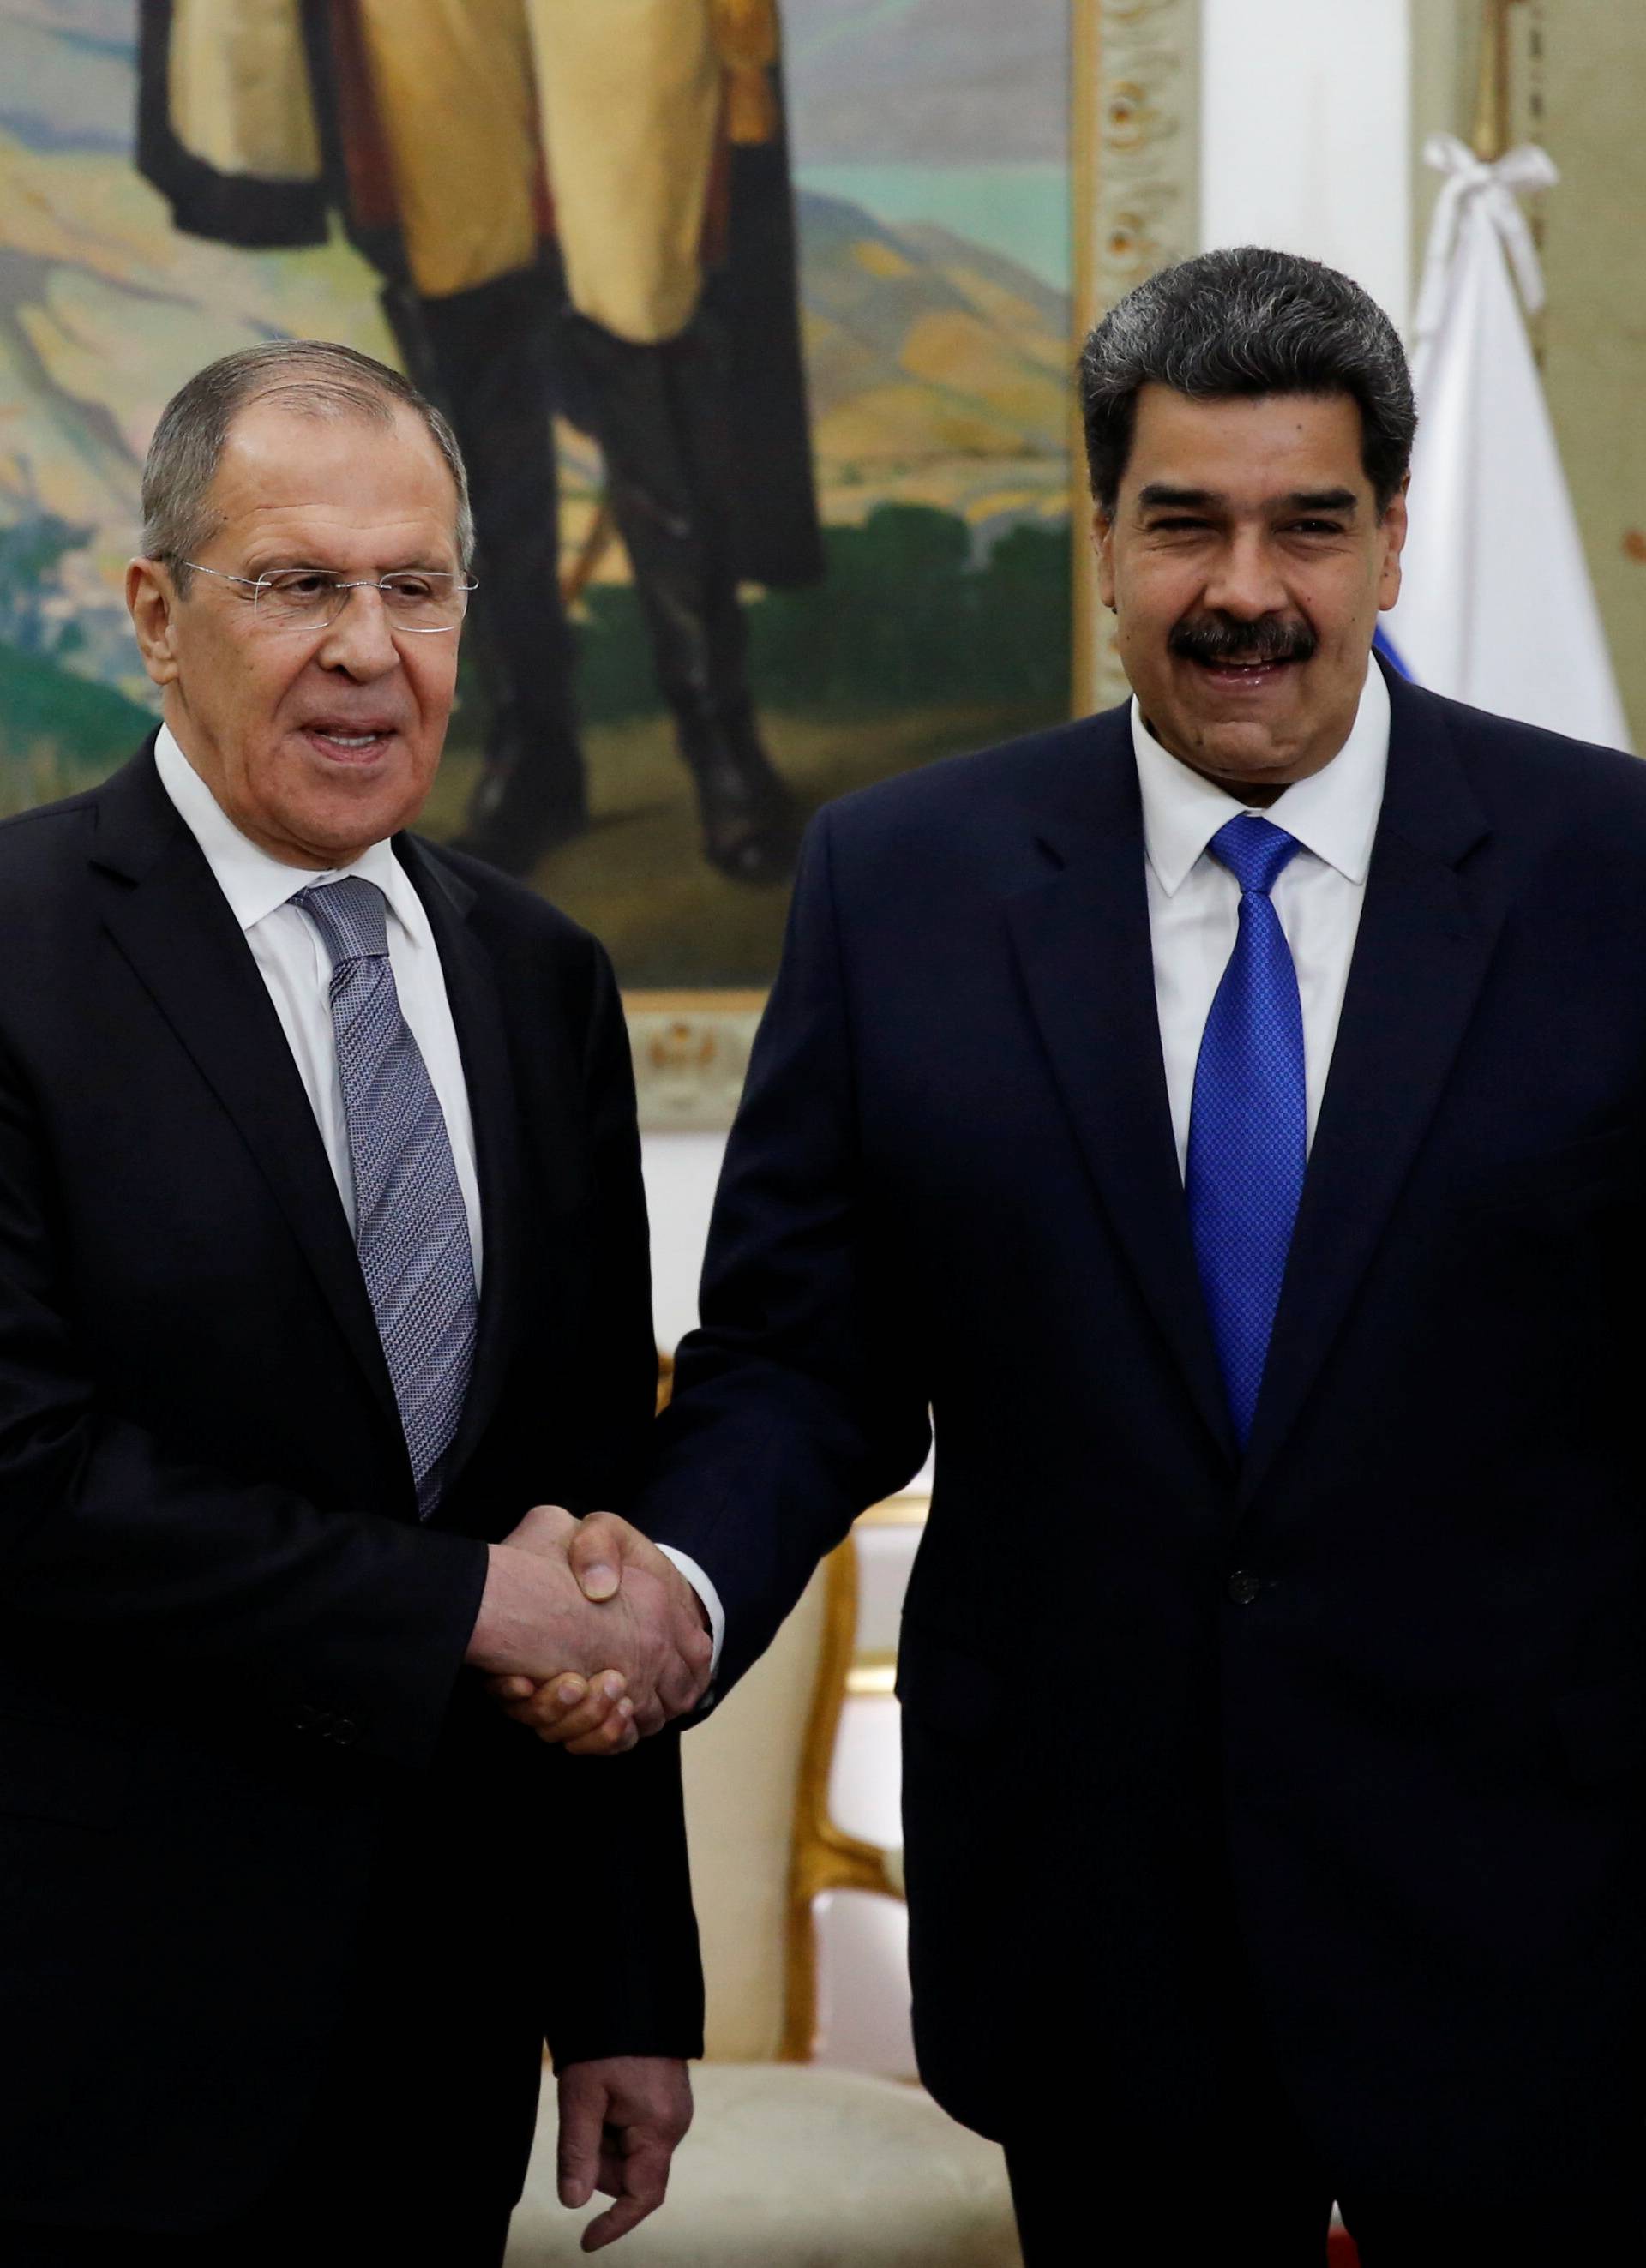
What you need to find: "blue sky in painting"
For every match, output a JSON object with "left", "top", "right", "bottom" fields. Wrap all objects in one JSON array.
[{"left": 782, "top": 0, "right": 1072, "bottom": 285}]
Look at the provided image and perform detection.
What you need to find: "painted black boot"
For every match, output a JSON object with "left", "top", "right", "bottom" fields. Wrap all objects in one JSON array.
[
  {"left": 568, "top": 312, "right": 797, "bottom": 885},
  {"left": 386, "top": 273, "right": 588, "bottom": 874}
]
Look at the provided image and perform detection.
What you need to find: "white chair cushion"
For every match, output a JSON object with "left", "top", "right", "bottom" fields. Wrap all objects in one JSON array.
[{"left": 506, "top": 2062, "right": 1022, "bottom": 2265}]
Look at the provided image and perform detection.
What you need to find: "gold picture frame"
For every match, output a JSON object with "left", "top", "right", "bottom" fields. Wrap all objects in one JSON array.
[{"left": 627, "top": 0, "right": 1203, "bottom": 1131}]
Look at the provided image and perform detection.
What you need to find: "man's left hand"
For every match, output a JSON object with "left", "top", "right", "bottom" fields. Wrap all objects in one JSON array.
[{"left": 556, "top": 2054, "right": 694, "bottom": 2252}]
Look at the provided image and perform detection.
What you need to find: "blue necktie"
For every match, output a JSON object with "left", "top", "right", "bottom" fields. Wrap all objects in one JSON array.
[
  {"left": 1185, "top": 815, "right": 1306, "bottom": 1447},
  {"left": 295, "top": 879, "right": 477, "bottom": 1516}
]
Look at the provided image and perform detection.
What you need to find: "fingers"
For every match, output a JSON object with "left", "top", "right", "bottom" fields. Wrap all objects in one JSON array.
[
  {"left": 490, "top": 1671, "right": 638, "bottom": 1753},
  {"left": 580, "top": 2133, "right": 675, "bottom": 2253},
  {"left": 487, "top": 1669, "right": 598, "bottom": 1730},
  {"left": 627, "top": 1626, "right": 711, "bottom": 1737},
  {"left": 507, "top": 1503, "right": 579, "bottom": 1560},
  {"left": 568, "top": 1509, "right": 634, "bottom": 1602},
  {"left": 565, "top": 1699, "right": 639, "bottom": 1757},
  {"left": 556, "top": 2067, "right": 607, "bottom": 2211},
  {"left": 526, "top": 1673, "right": 626, "bottom": 1744},
  {"left": 625, "top": 1696, "right": 668, "bottom": 1739},
  {"left": 657, "top": 1619, "right": 716, "bottom": 1719},
  {"left": 560, "top": 2057, "right": 693, "bottom": 2247}
]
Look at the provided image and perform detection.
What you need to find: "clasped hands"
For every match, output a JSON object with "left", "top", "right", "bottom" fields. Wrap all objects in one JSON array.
[{"left": 466, "top": 1504, "right": 712, "bottom": 1755}]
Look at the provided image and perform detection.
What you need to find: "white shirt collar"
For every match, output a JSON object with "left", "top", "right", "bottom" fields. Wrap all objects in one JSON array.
[
  {"left": 153, "top": 723, "right": 421, "bottom": 938},
  {"left": 1131, "top": 657, "right": 1391, "bottom": 897}
]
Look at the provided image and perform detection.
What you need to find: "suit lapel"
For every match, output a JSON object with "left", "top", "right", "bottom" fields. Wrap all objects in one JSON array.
[
  {"left": 397, "top": 837, "right": 531, "bottom": 1493},
  {"left": 91, "top": 747, "right": 405, "bottom": 1458},
  {"left": 1006, "top": 710, "right": 1237, "bottom": 1464},
  {"left": 1240, "top": 674, "right": 1503, "bottom": 1503}
]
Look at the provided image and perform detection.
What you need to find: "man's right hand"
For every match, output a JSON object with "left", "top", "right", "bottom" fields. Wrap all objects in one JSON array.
[{"left": 465, "top": 1506, "right": 713, "bottom": 1754}]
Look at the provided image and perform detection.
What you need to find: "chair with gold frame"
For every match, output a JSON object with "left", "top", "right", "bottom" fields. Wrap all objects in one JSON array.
[{"left": 506, "top": 1494, "right": 1022, "bottom": 2265}]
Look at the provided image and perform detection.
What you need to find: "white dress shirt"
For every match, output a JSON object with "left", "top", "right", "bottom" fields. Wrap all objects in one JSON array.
[
  {"left": 1132, "top": 658, "right": 1391, "bottom": 1173},
  {"left": 154, "top": 725, "right": 724, "bottom": 1663},
  {"left": 154, "top": 723, "right": 484, "bottom": 1282}
]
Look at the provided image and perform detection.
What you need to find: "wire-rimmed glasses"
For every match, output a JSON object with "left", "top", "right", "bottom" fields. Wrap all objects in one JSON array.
[{"left": 177, "top": 561, "right": 478, "bottom": 634}]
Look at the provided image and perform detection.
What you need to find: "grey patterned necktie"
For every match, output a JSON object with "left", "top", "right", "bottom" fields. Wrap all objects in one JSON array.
[{"left": 294, "top": 877, "right": 476, "bottom": 1517}]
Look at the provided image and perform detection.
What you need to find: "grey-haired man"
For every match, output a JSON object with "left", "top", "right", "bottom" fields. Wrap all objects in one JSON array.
[{"left": 0, "top": 341, "right": 711, "bottom": 2264}]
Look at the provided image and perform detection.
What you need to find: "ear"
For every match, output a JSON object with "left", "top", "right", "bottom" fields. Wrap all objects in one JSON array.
[
  {"left": 1375, "top": 476, "right": 1410, "bottom": 614},
  {"left": 126, "top": 558, "right": 182, "bottom": 688},
  {"left": 1093, "top": 503, "right": 1118, "bottom": 612}
]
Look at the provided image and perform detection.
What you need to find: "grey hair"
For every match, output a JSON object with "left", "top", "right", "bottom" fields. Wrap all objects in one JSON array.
[
  {"left": 140, "top": 339, "right": 474, "bottom": 590},
  {"left": 1079, "top": 247, "right": 1416, "bottom": 515}
]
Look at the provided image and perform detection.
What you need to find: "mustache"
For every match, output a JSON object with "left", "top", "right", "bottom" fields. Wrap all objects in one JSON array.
[{"left": 1168, "top": 614, "right": 1319, "bottom": 667}]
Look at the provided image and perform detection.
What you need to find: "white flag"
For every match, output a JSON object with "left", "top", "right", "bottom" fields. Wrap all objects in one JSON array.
[{"left": 1382, "top": 133, "right": 1631, "bottom": 753}]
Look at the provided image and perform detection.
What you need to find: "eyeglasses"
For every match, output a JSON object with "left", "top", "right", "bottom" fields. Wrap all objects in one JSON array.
[{"left": 177, "top": 561, "right": 478, "bottom": 634}]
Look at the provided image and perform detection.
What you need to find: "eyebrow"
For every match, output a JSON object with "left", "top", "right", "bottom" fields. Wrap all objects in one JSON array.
[
  {"left": 1136, "top": 483, "right": 1361, "bottom": 516},
  {"left": 1284, "top": 489, "right": 1360, "bottom": 515},
  {"left": 244, "top": 552, "right": 457, "bottom": 575}
]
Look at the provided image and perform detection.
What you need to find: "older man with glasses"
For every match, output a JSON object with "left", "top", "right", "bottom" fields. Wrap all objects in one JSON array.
[{"left": 0, "top": 339, "right": 712, "bottom": 2265}]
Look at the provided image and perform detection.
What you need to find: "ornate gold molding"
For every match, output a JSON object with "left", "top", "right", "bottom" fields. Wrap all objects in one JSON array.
[
  {"left": 627, "top": 990, "right": 766, "bottom": 1131},
  {"left": 1072, "top": 0, "right": 1203, "bottom": 716}
]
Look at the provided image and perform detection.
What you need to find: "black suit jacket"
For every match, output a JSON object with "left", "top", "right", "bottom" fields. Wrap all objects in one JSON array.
[
  {"left": 637, "top": 664, "right": 1646, "bottom": 2205},
  {"left": 0, "top": 746, "right": 702, "bottom": 2232}
]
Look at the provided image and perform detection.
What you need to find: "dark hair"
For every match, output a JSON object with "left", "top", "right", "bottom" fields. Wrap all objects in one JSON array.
[
  {"left": 1078, "top": 246, "right": 1416, "bottom": 515},
  {"left": 141, "top": 339, "right": 472, "bottom": 590}
]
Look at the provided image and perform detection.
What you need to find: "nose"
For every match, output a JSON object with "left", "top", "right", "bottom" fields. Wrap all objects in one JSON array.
[
  {"left": 1200, "top": 525, "right": 1290, "bottom": 621},
  {"left": 315, "top": 582, "right": 399, "bottom": 678}
]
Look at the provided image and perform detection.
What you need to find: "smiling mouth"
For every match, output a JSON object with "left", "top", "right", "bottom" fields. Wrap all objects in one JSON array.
[
  {"left": 1191, "top": 657, "right": 1300, "bottom": 689},
  {"left": 303, "top": 724, "right": 398, "bottom": 759}
]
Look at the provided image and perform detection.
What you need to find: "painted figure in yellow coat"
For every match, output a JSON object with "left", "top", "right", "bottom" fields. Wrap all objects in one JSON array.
[{"left": 141, "top": 0, "right": 822, "bottom": 882}]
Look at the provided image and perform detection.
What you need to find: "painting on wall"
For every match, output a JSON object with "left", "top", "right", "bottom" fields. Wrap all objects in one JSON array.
[{"left": 0, "top": 0, "right": 1082, "bottom": 981}]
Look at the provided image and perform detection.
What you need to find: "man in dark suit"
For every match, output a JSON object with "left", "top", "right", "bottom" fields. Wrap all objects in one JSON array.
[
  {"left": 0, "top": 339, "right": 712, "bottom": 2264},
  {"left": 504, "top": 249, "right": 1646, "bottom": 2260}
]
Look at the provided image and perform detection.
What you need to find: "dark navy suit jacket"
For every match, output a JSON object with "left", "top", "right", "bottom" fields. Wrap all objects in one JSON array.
[
  {"left": 639, "top": 663, "right": 1646, "bottom": 2204},
  {"left": 0, "top": 747, "right": 702, "bottom": 2232}
]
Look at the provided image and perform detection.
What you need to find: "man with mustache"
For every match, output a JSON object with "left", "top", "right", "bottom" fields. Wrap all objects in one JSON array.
[
  {"left": 510, "top": 248, "right": 1646, "bottom": 2260},
  {"left": 0, "top": 339, "right": 712, "bottom": 2263}
]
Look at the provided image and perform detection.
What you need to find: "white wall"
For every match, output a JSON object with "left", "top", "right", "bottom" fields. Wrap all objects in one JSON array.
[
  {"left": 1200, "top": 0, "right": 1414, "bottom": 331},
  {"left": 641, "top": 1131, "right": 725, "bottom": 1352}
]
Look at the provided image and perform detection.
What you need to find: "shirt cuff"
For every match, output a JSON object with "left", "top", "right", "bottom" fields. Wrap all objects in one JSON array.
[{"left": 657, "top": 1545, "right": 725, "bottom": 1678}]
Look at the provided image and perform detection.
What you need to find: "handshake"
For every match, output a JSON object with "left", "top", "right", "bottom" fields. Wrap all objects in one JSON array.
[{"left": 464, "top": 1505, "right": 715, "bottom": 1756}]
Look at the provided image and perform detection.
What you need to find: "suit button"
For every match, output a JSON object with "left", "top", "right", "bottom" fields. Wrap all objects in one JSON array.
[
  {"left": 332, "top": 1719, "right": 359, "bottom": 1746},
  {"left": 1226, "top": 1571, "right": 1261, "bottom": 1606}
]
